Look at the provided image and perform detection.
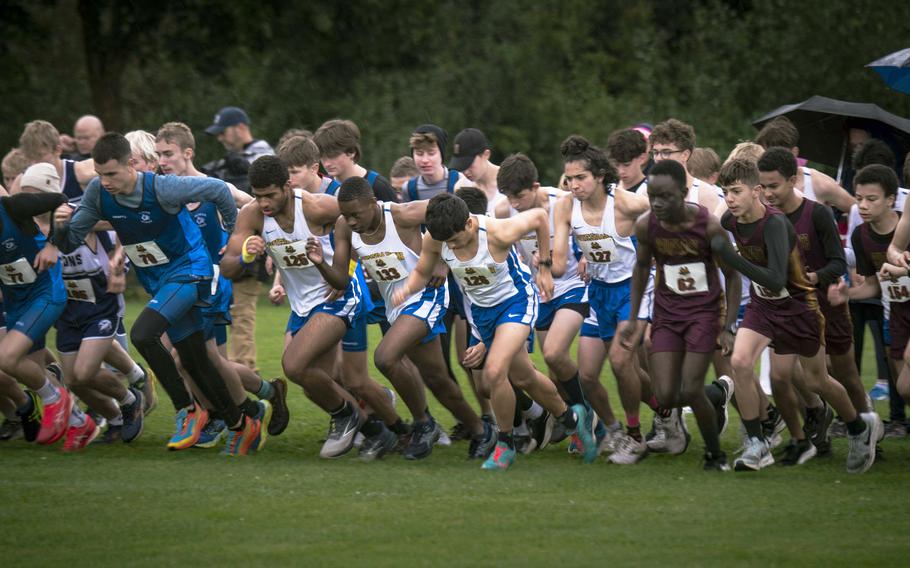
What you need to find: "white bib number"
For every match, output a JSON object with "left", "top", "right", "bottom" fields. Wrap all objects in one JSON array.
[
  {"left": 577, "top": 236, "right": 617, "bottom": 264},
  {"left": 885, "top": 275, "right": 910, "bottom": 304},
  {"left": 271, "top": 241, "right": 314, "bottom": 270},
  {"left": 362, "top": 253, "right": 407, "bottom": 283},
  {"left": 123, "top": 241, "right": 170, "bottom": 267},
  {"left": 663, "top": 262, "right": 709, "bottom": 295},
  {"left": 453, "top": 265, "right": 496, "bottom": 289},
  {"left": 65, "top": 278, "right": 96, "bottom": 303},
  {"left": 0, "top": 257, "right": 37, "bottom": 286},
  {"left": 752, "top": 282, "right": 790, "bottom": 300}
]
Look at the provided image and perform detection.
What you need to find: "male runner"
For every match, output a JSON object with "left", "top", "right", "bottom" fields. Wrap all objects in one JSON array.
[
  {"left": 53, "top": 133, "right": 270, "bottom": 455},
  {"left": 618, "top": 159, "right": 738, "bottom": 470},
  {"left": 222, "top": 156, "right": 399, "bottom": 460},
  {"left": 712, "top": 158, "right": 878, "bottom": 473},
  {"left": 316, "top": 176, "right": 496, "bottom": 459},
  {"left": 392, "top": 193, "right": 595, "bottom": 469}
]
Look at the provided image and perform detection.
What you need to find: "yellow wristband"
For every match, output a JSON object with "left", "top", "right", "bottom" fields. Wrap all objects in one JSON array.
[{"left": 241, "top": 236, "right": 257, "bottom": 264}]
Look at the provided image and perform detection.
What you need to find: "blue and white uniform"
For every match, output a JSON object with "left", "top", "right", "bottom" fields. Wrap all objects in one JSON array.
[
  {"left": 442, "top": 215, "right": 536, "bottom": 347},
  {"left": 353, "top": 202, "right": 448, "bottom": 342},
  {"left": 55, "top": 236, "right": 125, "bottom": 353},
  {"left": 512, "top": 188, "right": 588, "bottom": 331},
  {"left": 53, "top": 172, "right": 237, "bottom": 343},
  {"left": 189, "top": 201, "right": 233, "bottom": 345},
  {"left": 571, "top": 186, "right": 637, "bottom": 341},
  {"left": 263, "top": 189, "right": 361, "bottom": 339},
  {"left": 0, "top": 201, "right": 67, "bottom": 351}
]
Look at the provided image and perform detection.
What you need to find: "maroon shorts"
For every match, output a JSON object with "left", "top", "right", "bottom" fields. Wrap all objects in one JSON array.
[
  {"left": 889, "top": 303, "right": 910, "bottom": 360},
  {"left": 650, "top": 313, "right": 719, "bottom": 353},
  {"left": 818, "top": 295, "right": 853, "bottom": 356},
  {"left": 740, "top": 302, "right": 824, "bottom": 358}
]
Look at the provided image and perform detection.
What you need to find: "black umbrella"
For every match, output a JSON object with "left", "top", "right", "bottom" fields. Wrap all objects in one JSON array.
[
  {"left": 867, "top": 48, "right": 910, "bottom": 95},
  {"left": 752, "top": 95, "right": 910, "bottom": 168}
]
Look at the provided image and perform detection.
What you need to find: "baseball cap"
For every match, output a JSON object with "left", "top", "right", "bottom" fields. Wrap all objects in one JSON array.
[
  {"left": 205, "top": 107, "right": 250, "bottom": 135},
  {"left": 449, "top": 128, "right": 490, "bottom": 171},
  {"left": 20, "top": 162, "right": 60, "bottom": 193}
]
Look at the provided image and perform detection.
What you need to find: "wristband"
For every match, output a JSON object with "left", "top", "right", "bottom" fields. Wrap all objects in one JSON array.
[
  {"left": 241, "top": 236, "right": 257, "bottom": 264},
  {"left": 538, "top": 257, "right": 553, "bottom": 268}
]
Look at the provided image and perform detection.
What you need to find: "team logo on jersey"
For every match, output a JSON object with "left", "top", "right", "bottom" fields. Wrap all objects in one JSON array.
[
  {"left": 139, "top": 212, "right": 152, "bottom": 223},
  {"left": 194, "top": 213, "right": 207, "bottom": 227},
  {"left": 465, "top": 267, "right": 475, "bottom": 274},
  {"left": 285, "top": 245, "right": 295, "bottom": 253},
  {"left": 4, "top": 265, "right": 14, "bottom": 273},
  {"left": 98, "top": 319, "right": 112, "bottom": 333},
  {"left": 2, "top": 239, "right": 16, "bottom": 251},
  {"left": 136, "top": 245, "right": 147, "bottom": 252},
  {"left": 376, "top": 259, "right": 386, "bottom": 267},
  {"left": 679, "top": 266, "right": 691, "bottom": 276},
  {"left": 591, "top": 242, "right": 601, "bottom": 249}
]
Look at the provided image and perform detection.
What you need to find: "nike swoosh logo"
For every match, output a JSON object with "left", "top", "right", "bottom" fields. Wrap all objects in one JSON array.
[{"left": 507, "top": 313, "right": 522, "bottom": 318}]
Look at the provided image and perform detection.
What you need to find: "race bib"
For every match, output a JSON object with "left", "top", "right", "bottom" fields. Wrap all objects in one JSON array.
[
  {"left": 452, "top": 265, "right": 496, "bottom": 288},
  {"left": 752, "top": 282, "right": 790, "bottom": 300},
  {"left": 123, "top": 241, "right": 170, "bottom": 267},
  {"left": 884, "top": 275, "right": 910, "bottom": 303},
  {"left": 271, "top": 241, "right": 315, "bottom": 270},
  {"left": 64, "top": 278, "right": 96, "bottom": 303},
  {"left": 0, "top": 257, "right": 37, "bottom": 286},
  {"left": 663, "top": 262, "right": 709, "bottom": 295},
  {"left": 362, "top": 253, "right": 407, "bottom": 283},
  {"left": 211, "top": 264, "right": 220, "bottom": 296},
  {"left": 577, "top": 236, "right": 617, "bottom": 264}
]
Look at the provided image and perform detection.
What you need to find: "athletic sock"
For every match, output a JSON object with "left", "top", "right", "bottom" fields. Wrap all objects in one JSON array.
[
  {"left": 360, "top": 415, "right": 384, "bottom": 437},
  {"left": 627, "top": 425, "right": 642, "bottom": 442},
  {"left": 36, "top": 379, "right": 60, "bottom": 405},
  {"left": 627, "top": 414, "right": 640, "bottom": 429},
  {"left": 743, "top": 418, "right": 763, "bottom": 439},
  {"left": 522, "top": 401, "right": 544, "bottom": 421},
  {"left": 126, "top": 364, "right": 145, "bottom": 385},
  {"left": 256, "top": 379, "right": 275, "bottom": 400},
  {"left": 117, "top": 389, "right": 136, "bottom": 407},
  {"left": 68, "top": 405, "right": 87, "bottom": 428},
  {"left": 558, "top": 407, "right": 578, "bottom": 430},
  {"left": 846, "top": 418, "right": 866, "bottom": 436},
  {"left": 390, "top": 419, "right": 408, "bottom": 435},
  {"left": 240, "top": 398, "right": 260, "bottom": 419},
  {"left": 512, "top": 386, "right": 533, "bottom": 412},
  {"left": 647, "top": 396, "right": 672, "bottom": 418},
  {"left": 109, "top": 414, "right": 124, "bottom": 426},
  {"left": 498, "top": 430, "right": 515, "bottom": 449},
  {"left": 561, "top": 373, "right": 586, "bottom": 407},
  {"left": 330, "top": 401, "right": 353, "bottom": 418}
]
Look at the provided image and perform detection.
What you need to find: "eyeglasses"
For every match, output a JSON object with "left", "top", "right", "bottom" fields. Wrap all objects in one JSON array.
[{"left": 650, "top": 148, "right": 684, "bottom": 159}]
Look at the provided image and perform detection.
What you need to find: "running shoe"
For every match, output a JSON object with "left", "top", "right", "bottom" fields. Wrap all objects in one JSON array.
[
  {"left": 703, "top": 450, "right": 731, "bottom": 471},
  {"left": 224, "top": 400, "right": 272, "bottom": 456},
  {"left": 608, "top": 432, "right": 647, "bottom": 464},
  {"left": 846, "top": 412, "right": 881, "bottom": 474},
  {"left": 37, "top": 387, "right": 73, "bottom": 445},
  {"left": 868, "top": 381, "right": 889, "bottom": 401},
  {"left": 597, "top": 423, "right": 623, "bottom": 456},
  {"left": 359, "top": 426, "right": 398, "bottom": 462},
  {"left": 0, "top": 417, "right": 23, "bottom": 441},
  {"left": 167, "top": 405, "right": 209, "bottom": 451},
  {"left": 828, "top": 419, "right": 847, "bottom": 439},
  {"left": 778, "top": 437, "right": 817, "bottom": 466},
  {"left": 63, "top": 415, "right": 100, "bottom": 452},
  {"left": 481, "top": 441, "right": 516, "bottom": 470},
  {"left": 320, "top": 406, "right": 362, "bottom": 458},
  {"left": 646, "top": 408, "right": 690, "bottom": 455},
  {"left": 734, "top": 436, "right": 773, "bottom": 471},
  {"left": 715, "top": 375, "right": 735, "bottom": 436},
  {"left": 804, "top": 402, "right": 834, "bottom": 456},
  {"left": 549, "top": 419, "right": 568, "bottom": 445},
  {"left": 570, "top": 404, "right": 598, "bottom": 463},
  {"left": 93, "top": 425, "right": 123, "bottom": 444},
  {"left": 449, "top": 422, "right": 471, "bottom": 442},
  {"left": 403, "top": 418, "right": 441, "bottom": 460},
  {"left": 16, "top": 391, "right": 42, "bottom": 443},
  {"left": 133, "top": 364, "right": 157, "bottom": 416},
  {"left": 436, "top": 428, "right": 452, "bottom": 447},
  {"left": 86, "top": 409, "right": 107, "bottom": 431},
  {"left": 267, "top": 378, "right": 289, "bottom": 436},
  {"left": 120, "top": 387, "right": 144, "bottom": 443},
  {"left": 762, "top": 405, "right": 786, "bottom": 450},
  {"left": 468, "top": 421, "right": 497, "bottom": 459},
  {"left": 194, "top": 419, "right": 227, "bottom": 448},
  {"left": 528, "top": 410, "right": 554, "bottom": 451},
  {"left": 883, "top": 420, "right": 907, "bottom": 438}
]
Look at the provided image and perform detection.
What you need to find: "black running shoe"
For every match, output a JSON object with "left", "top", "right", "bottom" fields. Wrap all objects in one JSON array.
[
  {"left": 93, "top": 425, "right": 123, "bottom": 444},
  {"left": 120, "top": 387, "right": 144, "bottom": 443},
  {"left": 267, "top": 378, "right": 289, "bottom": 436},
  {"left": 359, "top": 426, "right": 398, "bottom": 462},
  {"left": 779, "top": 438, "right": 817, "bottom": 466},
  {"left": 16, "top": 391, "right": 42, "bottom": 442},
  {"left": 468, "top": 421, "right": 497, "bottom": 459},
  {"left": 449, "top": 422, "right": 471, "bottom": 442},
  {"left": 404, "top": 419, "right": 441, "bottom": 460},
  {"left": 804, "top": 402, "right": 834, "bottom": 456},
  {"left": 703, "top": 450, "right": 731, "bottom": 471},
  {"left": 528, "top": 410, "right": 554, "bottom": 451}
]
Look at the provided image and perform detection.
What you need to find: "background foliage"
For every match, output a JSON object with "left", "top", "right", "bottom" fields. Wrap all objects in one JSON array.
[{"left": 2, "top": 0, "right": 909, "bottom": 182}]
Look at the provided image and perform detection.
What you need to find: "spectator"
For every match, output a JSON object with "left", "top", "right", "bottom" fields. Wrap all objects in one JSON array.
[
  {"left": 389, "top": 156, "right": 418, "bottom": 200},
  {"left": 62, "top": 115, "right": 105, "bottom": 161}
]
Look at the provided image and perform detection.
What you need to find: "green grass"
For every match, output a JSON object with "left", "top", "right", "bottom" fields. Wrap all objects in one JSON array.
[{"left": 2, "top": 298, "right": 909, "bottom": 566}]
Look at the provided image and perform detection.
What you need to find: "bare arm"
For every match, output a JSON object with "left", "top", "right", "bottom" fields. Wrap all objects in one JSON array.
[
  {"left": 227, "top": 182, "right": 253, "bottom": 208},
  {"left": 392, "top": 233, "right": 442, "bottom": 306},
  {"left": 220, "top": 202, "right": 264, "bottom": 280},
  {"left": 813, "top": 170, "right": 856, "bottom": 213},
  {"left": 551, "top": 195, "right": 573, "bottom": 278},
  {"left": 888, "top": 212, "right": 910, "bottom": 268},
  {"left": 309, "top": 218, "right": 354, "bottom": 290}
]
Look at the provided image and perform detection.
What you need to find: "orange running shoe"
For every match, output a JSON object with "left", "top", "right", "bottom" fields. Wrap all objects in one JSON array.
[
  {"left": 36, "top": 387, "right": 73, "bottom": 445},
  {"left": 63, "top": 415, "right": 100, "bottom": 452}
]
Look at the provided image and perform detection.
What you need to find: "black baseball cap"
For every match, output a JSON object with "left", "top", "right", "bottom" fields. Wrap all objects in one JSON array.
[
  {"left": 205, "top": 107, "right": 250, "bottom": 135},
  {"left": 449, "top": 128, "right": 490, "bottom": 171}
]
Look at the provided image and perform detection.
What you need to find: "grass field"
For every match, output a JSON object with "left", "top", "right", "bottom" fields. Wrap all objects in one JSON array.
[{"left": 2, "top": 297, "right": 909, "bottom": 567}]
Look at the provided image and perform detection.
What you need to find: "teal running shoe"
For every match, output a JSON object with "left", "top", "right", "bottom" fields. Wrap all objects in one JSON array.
[
  {"left": 571, "top": 404, "right": 598, "bottom": 464},
  {"left": 481, "top": 441, "right": 516, "bottom": 470}
]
